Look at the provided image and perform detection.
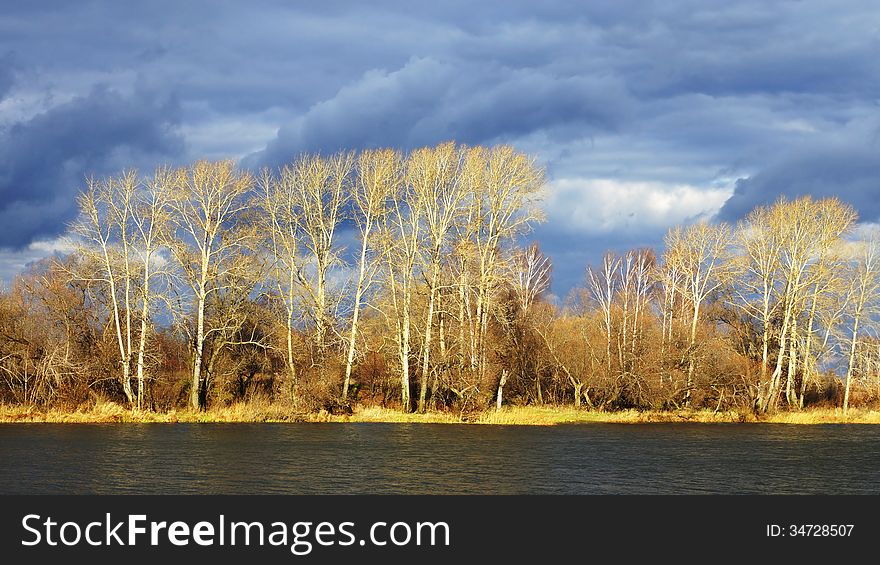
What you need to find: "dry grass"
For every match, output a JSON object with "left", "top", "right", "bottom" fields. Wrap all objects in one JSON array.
[
  {"left": 2, "top": 402, "right": 880, "bottom": 425},
  {"left": 473, "top": 407, "right": 755, "bottom": 425},
  {"left": 0, "top": 398, "right": 308, "bottom": 424},
  {"left": 338, "top": 406, "right": 460, "bottom": 423},
  {"left": 760, "top": 407, "right": 880, "bottom": 424}
]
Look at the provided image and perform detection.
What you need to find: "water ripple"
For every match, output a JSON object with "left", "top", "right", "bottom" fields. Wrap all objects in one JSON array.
[{"left": 0, "top": 423, "right": 877, "bottom": 494}]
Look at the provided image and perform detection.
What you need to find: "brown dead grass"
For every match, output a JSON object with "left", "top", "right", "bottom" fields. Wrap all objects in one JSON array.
[{"left": 2, "top": 402, "right": 879, "bottom": 425}]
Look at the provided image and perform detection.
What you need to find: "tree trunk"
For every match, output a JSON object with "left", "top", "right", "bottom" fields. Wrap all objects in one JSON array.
[
  {"left": 619, "top": 293, "right": 628, "bottom": 372},
  {"left": 786, "top": 317, "right": 798, "bottom": 407},
  {"left": 400, "top": 303, "right": 412, "bottom": 412},
  {"left": 574, "top": 381, "right": 584, "bottom": 408},
  {"left": 342, "top": 302, "right": 359, "bottom": 400},
  {"left": 760, "top": 295, "right": 794, "bottom": 413},
  {"left": 475, "top": 286, "right": 485, "bottom": 377},
  {"left": 799, "top": 292, "right": 820, "bottom": 409},
  {"left": 123, "top": 252, "right": 134, "bottom": 408},
  {"left": 844, "top": 315, "right": 861, "bottom": 415},
  {"left": 685, "top": 301, "right": 700, "bottom": 407},
  {"left": 286, "top": 321, "right": 296, "bottom": 383},
  {"left": 286, "top": 277, "right": 298, "bottom": 393},
  {"left": 191, "top": 290, "right": 206, "bottom": 411},
  {"left": 536, "top": 372, "right": 543, "bottom": 405},
  {"left": 121, "top": 363, "right": 133, "bottom": 406},
  {"left": 315, "top": 260, "right": 327, "bottom": 360},
  {"left": 495, "top": 369, "right": 507, "bottom": 411},
  {"left": 418, "top": 258, "right": 440, "bottom": 413},
  {"left": 104, "top": 249, "right": 134, "bottom": 406},
  {"left": 438, "top": 298, "right": 447, "bottom": 360},
  {"left": 458, "top": 268, "right": 467, "bottom": 372},
  {"left": 765, "top": 329, "right": 787, "bottom": 413},
  {"left": 604, "top": 303, "right": 612, "bottom": 378},
  {"left": 135, "top": 254, "right": 152, "bottom": 412},
  {"left": 343, "top": 236, "right": 370, "bottom": 401},
  {"left": 136, "top": 302, "right": 149, "bottom": 411},
  {"left": 760, "top": 287, "right": 771, "bottom": 384}
]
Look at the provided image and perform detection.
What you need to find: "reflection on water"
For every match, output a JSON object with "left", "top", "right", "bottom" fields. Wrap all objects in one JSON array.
[{"left": 0, "top": 423, "right": 877, "bottom": 494}]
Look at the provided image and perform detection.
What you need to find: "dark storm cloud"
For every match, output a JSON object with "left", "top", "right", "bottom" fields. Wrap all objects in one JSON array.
[
  {"left": 0, "top": 86, "right": 183, "bottom": 246},
  {"left": 250, "top": 57, "right": 633, "bottom": 167},
  {"left": 0, "top": 55, "right": 13, "bottom": 99},
  {"left": 718, "top": 145, "right": 880, "bottom": 223}
]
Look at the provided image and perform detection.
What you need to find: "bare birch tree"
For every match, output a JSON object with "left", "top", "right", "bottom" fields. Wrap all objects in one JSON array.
[
  {"left": 259, "top": 168, "right": 303, "bottom": 389},
  {"left": 794, "top": 200, "right": 856, "bottom": 407},
  {"left": 842, "top": 228, "right": 880, "bottom": 414},
  {"left": 588, "top": 252, "right": 620, "bottom": 380},
  {"left": 410, "top": 142, "right": 466, "bottom": 412},
  {"left": 749, "top": 197, "right": 854, "bottom": 412},
  {"left": 288, "top": 153, "right": 353, "bottom": 361},
  {"left": 727, "top": 205, "right": 784, "bottom": 404},
  {"left": 509, "top": 243, "right": 552, "bottom": 315},
  {"left": 657, "top": 238, "right": 683, "bottom": 364},
  {"left": 71, "top": 172, "right": 140, "bottom": 405},
  {"left": 166, "top": 160, "right": 254, "bottom": 411},
  {"left": 130, "top": 167, "right": 177, "bottom": 409},
  {"left": 467, "top": 145, "right": 545, "bottom": 385},
  {"left": 505, "top": 242, "right": 552, "bottom": 403},
  {"left": 342, "top": 149, "right": 399, "bottom": 400},
  {"left": 380, "top": 159, "right": 425, "bottom": 412},
  {"left": 664, "top": 221, "right": 730, "bottom": 406}
]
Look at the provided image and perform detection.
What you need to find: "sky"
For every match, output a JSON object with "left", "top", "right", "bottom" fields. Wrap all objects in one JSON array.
[{"left": 1, "top": 1, "right": 878, "bottom": 297}]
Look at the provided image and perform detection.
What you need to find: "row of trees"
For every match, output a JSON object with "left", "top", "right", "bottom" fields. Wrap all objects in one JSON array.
[
  {"left": 1, "top": 143, "right": 545, "bottom": 413},
  {"left": 0, "top": 142, "right": 878, "bottom": 415},
  {"left": 557, "top": 196, "right": 879, "bottom": 414}
]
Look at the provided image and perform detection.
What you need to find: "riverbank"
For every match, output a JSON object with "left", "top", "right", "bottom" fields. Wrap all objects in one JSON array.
[{"left": 2, "top": 401, "right": 880, "bottom": 424}]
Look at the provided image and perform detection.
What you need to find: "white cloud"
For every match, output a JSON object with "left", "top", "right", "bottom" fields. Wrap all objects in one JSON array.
[
  {"left": 178, "top": 114, "right": 281, "bottom": 160},
  {"left": 544, "top": 177, "right": 733, "bottom": 234},
  {"left": 775, "top": 119, "right": 817, "bottom": 133},
  {"left": 0, "top": 236, "right": 77, "bottom": 283}
]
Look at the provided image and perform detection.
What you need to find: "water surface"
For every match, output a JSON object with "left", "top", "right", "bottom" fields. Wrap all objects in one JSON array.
[{"left": 0, "top": 423, "right": 876, "bottom": 494}]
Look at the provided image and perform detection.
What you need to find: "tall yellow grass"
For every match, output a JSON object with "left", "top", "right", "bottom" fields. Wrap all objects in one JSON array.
[{"left": 3, "top": 401, "right": 880, "bottom": 425}]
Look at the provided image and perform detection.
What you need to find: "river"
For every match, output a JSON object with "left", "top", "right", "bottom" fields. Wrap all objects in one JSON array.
[{"left": 1, "top": 423, "right": 876, "bottom": 494}]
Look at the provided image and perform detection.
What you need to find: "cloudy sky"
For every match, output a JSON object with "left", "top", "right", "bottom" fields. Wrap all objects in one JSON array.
[{"left": 1, "top": 1, "right": 878, "bottom": 295}]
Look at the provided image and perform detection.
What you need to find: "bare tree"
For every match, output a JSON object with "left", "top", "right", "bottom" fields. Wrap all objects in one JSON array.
[
  {"left": 727, "top": 197, "right": 856, "bottom": 411},
  {"left": 504, "top": 242, "right": 551, "bottom": 403},
  {"left": 410, "top": 142, "right": 466, "bottom": 412},
  {"left": 342, "top": 149, "right": 399, "bottom": 400},
  {"left": 795, "top": 201, "right": 856, "bottom": 407},
  {"left": 588, "top": 252, "right": 619, "bottom": 378},
  {"left": 287, "top": 153, "right": 354, "bottom": 360},
  {"left": 663, "top": 221, "right": 730, "bottom": 406},
  {"left": 166, "top": 160, "right": 254, "bottom": 411},
  {"left": 747, "top": 197, "right": 855, "bottom": 412},
  {"left": 71, "top": 172, "right": 140, "bottom": 405},
  {"left": 509, "top": 243, "right": 552, "bottom": 315},
  {"left": 535, "top": 310, "right": 595, "bottom": 409},
  {"left": 657, "top": 239, "right": 683, "bottom": 364},
  {"left": 727, "top": 205, "right": 783, "bottom": 394},
  {"left": 24, "top": 143, "right": 880, "bottom": 418},
  {"left": 467, "top": 145, "right": 545, "bottom": 384},
  {"left": 258, "top": 168, "right": 303, "bottom": 389},
  {"left": 130, "top": 168, "right": 177, "bottom": 409},
  {"left": 0, "top": 261, "right": 97, "bottom": 407},
  {"left": 380, "top": 157, "right": 425, "bottom": 412},
  {"left": 842, "top": 228, "right": 880, "bottom": 414},
  {"left": 616, "top": 249, "right": 653, "bottom": 374}
]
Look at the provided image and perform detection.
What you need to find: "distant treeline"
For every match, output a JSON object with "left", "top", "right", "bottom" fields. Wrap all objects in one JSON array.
[{"left": 0, "top": 142, "right": 878, "bottom": 415}]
